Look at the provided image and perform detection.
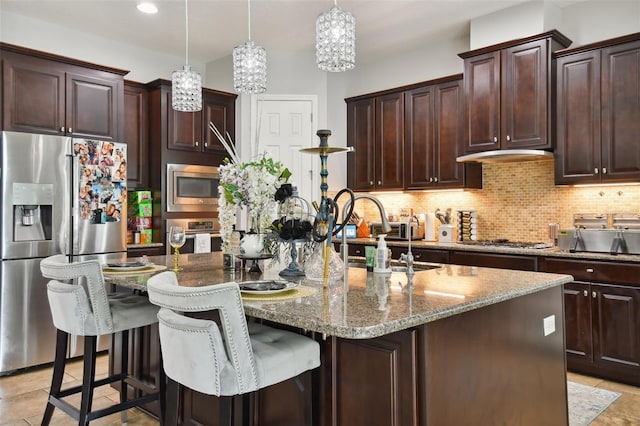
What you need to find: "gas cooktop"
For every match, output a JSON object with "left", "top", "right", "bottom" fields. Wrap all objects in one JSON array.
[{"left": 458, "top": 239, "right": 553, "bottom": 249}]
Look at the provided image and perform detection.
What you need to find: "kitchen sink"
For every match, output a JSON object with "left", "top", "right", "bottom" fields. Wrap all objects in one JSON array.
[{"left": 347, "top": 260, "right": 442, "bottom": 272}]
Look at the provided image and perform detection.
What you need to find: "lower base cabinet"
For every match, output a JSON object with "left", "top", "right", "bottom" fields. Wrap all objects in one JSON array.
[
  {"left": 542, "top": 258, "right": 640, "bottom": 386},
  {"left": 115, "top": 286, "right": 567, "bottom": 425}
]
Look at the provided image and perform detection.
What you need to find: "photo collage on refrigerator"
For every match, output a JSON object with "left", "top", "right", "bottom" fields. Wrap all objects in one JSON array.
[{"left": 74, "top": 140, "right": 127, "bottom": 224}]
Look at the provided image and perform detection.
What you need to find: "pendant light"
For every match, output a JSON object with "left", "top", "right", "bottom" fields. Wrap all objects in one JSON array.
[
  {"left": 233, "top": 0, "right": 267, "bottom": 94},
  {"left": 316, "top": 0, "right": 356, "bottom": 72},
  {"left": 172, "top": 0, "right": 202, "bottom": 112}
]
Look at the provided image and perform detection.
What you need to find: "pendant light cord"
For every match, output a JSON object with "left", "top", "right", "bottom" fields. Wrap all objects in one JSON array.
[
  {"left": 184, "top": 0, "right": 189, "bottom": 65},
  {"left": 247, "top": 0, "right": 252, "bottom": 41}
]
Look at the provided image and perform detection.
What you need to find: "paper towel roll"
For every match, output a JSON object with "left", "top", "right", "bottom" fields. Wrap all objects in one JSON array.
[
  {"left": 425, "top": 213, "right": 437, "bottom": 241},
  {"left": 194, "top": 233, "right": 211, "bottom": 253}
]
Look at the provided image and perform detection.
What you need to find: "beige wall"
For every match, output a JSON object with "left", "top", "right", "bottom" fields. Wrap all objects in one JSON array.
[{"left": 350, "top": 161, "right": 640, "bottom": 243}]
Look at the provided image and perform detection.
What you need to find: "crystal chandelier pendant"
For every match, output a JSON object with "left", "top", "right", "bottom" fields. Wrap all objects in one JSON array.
[
  {"left": 171, "top": 0, "right": 202, "bottom": 112},
  {"left": 172, "top": 64, "right": 202, "bottom": 112},
  {"left": 233, "top": 40, "right": 267, "bottom": 94},
  {"left": 316, "top": 4, "right": 356, "bottom": 72}
]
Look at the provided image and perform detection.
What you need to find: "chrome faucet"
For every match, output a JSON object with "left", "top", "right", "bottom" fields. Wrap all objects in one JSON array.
[
  {"left": 400, "top": 215, "right": 418, "bottom": 276},
  {"left": 341, "top": 194, "right": 392, "bottom": 265}
]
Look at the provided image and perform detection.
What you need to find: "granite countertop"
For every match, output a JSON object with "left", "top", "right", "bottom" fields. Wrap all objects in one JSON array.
[
  {"left": 341, "top": 238, "right": 640, "bottom": 263},
  {"left": 112, "top": 252, "right": 572, "bottom": 340}
]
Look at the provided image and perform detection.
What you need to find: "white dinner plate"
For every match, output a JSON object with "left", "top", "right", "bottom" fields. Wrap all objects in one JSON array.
[
  {"left": 238, "top": 280, "right": 299, "bottom": 295},
  {"left": 102, "top": 261, "right": 154, "bottom": 272}
]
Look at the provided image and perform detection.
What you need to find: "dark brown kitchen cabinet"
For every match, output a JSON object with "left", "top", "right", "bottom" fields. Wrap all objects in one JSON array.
[
  {"left": 542, "top": 257, "right": 640, "bottom": 386},
  {"left": 450, "top": 250, "right": 537, "bottom": 271},
  {"left": 1, "top": 43, "right": 126, "bottom": 141},
  {"left": 459, "top": 31, "right": 571, "bottom": 154},
  {"left": 123, "top": 81, "right": 148, "bottom": 189},
  {"left": 555, "top": 33, "right": 640, "bottom": 184},
  {"left": 404, "top": 76, "right": 481, "bottom": 189},
  {"left": 147, "top": 79, "right": 236, "bottom": 162},
  {"left": 346, "top": 92, "right": 404, "bottom": 191}
]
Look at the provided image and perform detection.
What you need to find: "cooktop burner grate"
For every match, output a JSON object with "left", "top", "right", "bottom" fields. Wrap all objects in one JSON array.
[{"left": 458, "top": 239, "right": 553, "bottom": 249}]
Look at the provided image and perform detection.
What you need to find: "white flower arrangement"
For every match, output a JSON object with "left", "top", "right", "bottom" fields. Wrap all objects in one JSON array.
[{"left": 210, "top": 122, "right": 290, "bottom": 253}]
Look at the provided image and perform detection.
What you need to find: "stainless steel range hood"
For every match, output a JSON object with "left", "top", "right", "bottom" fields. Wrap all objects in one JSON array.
[{"left": 456, "top": 149, "right": 554, "bottom": 163}]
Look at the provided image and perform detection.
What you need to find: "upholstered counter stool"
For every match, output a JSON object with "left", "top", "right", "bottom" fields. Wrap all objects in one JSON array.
[
  {"left": 39, "top": 254, "right": 165, "bottom": 425},
  {"left": 146, "top": 271, "right": 321, "bottom": 426}
]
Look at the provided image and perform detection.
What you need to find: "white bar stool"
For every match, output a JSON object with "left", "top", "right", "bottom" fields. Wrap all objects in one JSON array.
[
  {"left": 39, "top": 254, "right": 165, "bottom": 425},
  {"left": 146, "top": 271, "right": 320, "bottom": 425}
]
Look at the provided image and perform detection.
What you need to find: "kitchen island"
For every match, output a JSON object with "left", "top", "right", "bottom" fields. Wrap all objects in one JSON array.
[{"left": 110, "top": 252, "right": 573, "bottom": 425}]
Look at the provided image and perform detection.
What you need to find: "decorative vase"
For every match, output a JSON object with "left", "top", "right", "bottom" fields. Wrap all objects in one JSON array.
[{"left": 240, "top": 233, "right": 266, "bottom": 258}]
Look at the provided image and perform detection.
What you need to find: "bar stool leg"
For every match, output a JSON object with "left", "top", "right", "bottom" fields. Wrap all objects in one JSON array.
[
  {"left": 41, "top": 330, "right": 69, "bottom": 426},
  {"left": 119, "top": 330, "right": 129, "bottom": 424},
  {"left": 79, "top": 336, "right": 97, "bottom": 426}
]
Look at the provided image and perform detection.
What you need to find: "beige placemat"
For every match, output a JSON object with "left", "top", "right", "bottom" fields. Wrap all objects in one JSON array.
[
  {"left": 242, "top": 285, "right": 317, "bottom": 302},
  {"left": 102, "top": 264, "right": 168, "bottom": 276}
]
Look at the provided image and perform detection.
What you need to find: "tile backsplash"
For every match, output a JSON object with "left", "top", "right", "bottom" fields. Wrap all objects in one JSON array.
[{"left": 347, "top": 160, "right": 640, "bottom": 242}]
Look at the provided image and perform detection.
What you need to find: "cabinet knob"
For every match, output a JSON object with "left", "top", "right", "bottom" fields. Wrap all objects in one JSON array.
[
  {"left": 583, "top": 290, "right": 588, "bottom": 297},
  {"left": 592, "top": 291, "right": 597, "bottom": 298},
  {"left": 429, "top": 177, "right": 433, "bottom": 183},
  {"left": 369, "top": 181, "right": 374, "bottom": 186},
  {"left": 204, "top": 142, "right": 208, "bottom": 148},
  {"left": 594, "top": 168, "right": 599, "bottom": 175},
  {"left": 414, "top": 254, "right": 421, "bottom": 260},
  {"left": 434, "top": 177, "right": 438, "bottom": 183},
  {"left": 377, "top": 180, "right": 381, "bottom": 185},
  {"left": 506, "top": 135, "right": 511, "bottom": 141},
  {"left": 60, "top": 127, "right": 65, "bottom": 132},
  {"left": 493, "top": 136, "right": 498, "bottom": 143},
  {"left": 602, "top": 167, "right": 607, "bottom": 174},
  {"left": 68, "top": 127, "right": 73, "bottom": 133},
  {"left": 195, "top": 141, "right": 199, "bottom": 147},
  {"left": 586, "top": 268, "right": 594, "bottom": 273}
]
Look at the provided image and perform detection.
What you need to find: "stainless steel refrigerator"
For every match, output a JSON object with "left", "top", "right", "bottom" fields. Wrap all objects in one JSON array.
[{"left": 0, "top": 131, "right": 128, "bottom": 375}]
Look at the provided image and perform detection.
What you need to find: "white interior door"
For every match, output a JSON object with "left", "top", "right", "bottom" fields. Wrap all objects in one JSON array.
[{"left": 255, "top": 97, "right": 318, "bottom": 204}]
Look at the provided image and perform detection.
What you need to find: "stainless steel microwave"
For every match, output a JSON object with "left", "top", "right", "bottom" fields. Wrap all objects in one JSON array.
[{"left": 166, "top": 163, "right": 219, "bottom": 212}]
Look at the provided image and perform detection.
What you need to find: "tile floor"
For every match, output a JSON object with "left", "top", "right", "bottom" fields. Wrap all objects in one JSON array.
[{"left": 1, "top": 355, "right": 639, "bottom": 425}]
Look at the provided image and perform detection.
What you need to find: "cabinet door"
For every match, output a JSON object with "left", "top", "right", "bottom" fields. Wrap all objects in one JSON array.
[
  {"left": 563, "top": 282, "right": 593, "bottom": 362},
  {"left": 601, "top": 39, "right": 640, "bottom": 182},
  {"left": 404, "top": 85, "right": 435, "bottom": 188},
  {"left": 2, "top": 53, "right": 66, "bottom": 135},
  {"left": 502, "top": 39, "right": 550, "bottom": 149},
  {"left": 462, "top": 51, "right": 501, "bottom": 153},
  {"left": 123, "top": 83, "right": 148, "bottom": 189},
  {"left": 202, "top": 91, "right": 235, "bottom": 155},
  {"left": 592, "top": 283, "right": 640, "bottom": 373},
  {"left": 434, "top": 80, "right": 465, "bottom": 187},
  {"left": 375, "top": 92, "right": 404, "bottom": 190},
  {"left": 346, "top": 98, "right": 375, "bottom": 191},
  {"left": 66, "top": 72, "right": 121, "bottom": 141},
  {"left": 167, "top": 93, "right": 202, "bottom": 152},
  {"left": 555, "top": 50, "right": 602, "bottom": 184}
]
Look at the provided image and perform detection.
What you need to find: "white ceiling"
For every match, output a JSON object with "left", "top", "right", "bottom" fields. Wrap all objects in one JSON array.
[{"left": 0, "top": 0, "right": 568, "bottom": 65}]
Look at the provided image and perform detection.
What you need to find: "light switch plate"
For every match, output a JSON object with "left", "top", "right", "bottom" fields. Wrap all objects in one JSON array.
[{"left": 543, "top": 315, "right": 556, "bottom": 336}]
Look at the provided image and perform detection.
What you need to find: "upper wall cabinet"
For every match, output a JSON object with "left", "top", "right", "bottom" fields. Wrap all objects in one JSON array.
[
  {"left": 1, "top": 43, "right": 126, "bottom": 141},
  {"left": 555, "top": 33, "right": 640, "bottom": 185},
  {"left": 147, "top": 80, "right": 236, "bottom": 163},
  {"left": 404, "top": 76, "right": 481, "bottom": 190},
  {"left": 123, "top": 81, "right": 148, "bottom": 189},
  {"left": 346, "top": 92, "right": 404, "bottom": 191},
  {"left": 459, "top": 31, "right": 571, "bottom": 154}
]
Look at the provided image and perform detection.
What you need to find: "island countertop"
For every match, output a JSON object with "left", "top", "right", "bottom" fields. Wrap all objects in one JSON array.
[{"left": 111, "top": 252, "right": 573, "bottom": 339}]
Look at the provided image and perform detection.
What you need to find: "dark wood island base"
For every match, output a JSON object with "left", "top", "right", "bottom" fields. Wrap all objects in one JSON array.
[{"left": 117, "top": 286, "right": 567, "bottom": 426}]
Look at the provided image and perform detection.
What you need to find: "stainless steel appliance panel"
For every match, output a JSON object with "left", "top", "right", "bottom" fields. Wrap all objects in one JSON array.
[
  {"left": 166, "top": 163, "right": 219, "bottom": 212},
  {"left": 73, "top": 139, "right": 127, "bottom": 255},
  {"left": 0, "top": 258, "right": 57, "bottom": 373},
  {"left": 1, "top": 132, "right": 72, "bottom": 259}
]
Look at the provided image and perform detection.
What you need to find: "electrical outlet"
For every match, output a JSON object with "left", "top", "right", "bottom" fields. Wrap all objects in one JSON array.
[{"left": 543, "top": 315, "right": 556, "bottom": 336}]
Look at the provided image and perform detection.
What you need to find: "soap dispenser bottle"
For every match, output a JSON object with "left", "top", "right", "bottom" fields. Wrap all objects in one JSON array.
[{"left": 374, "top": 234, "right": 392, "bottom": 273}]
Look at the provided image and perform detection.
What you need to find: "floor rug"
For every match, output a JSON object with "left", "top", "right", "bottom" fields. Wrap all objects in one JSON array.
[{"left": 568, "top": 380, "right": 621, "bottom": 426}]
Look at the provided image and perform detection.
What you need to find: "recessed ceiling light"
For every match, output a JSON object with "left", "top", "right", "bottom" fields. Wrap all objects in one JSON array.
[{"left": 137, "top": 2, "right": 158, "bottom": 14}]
